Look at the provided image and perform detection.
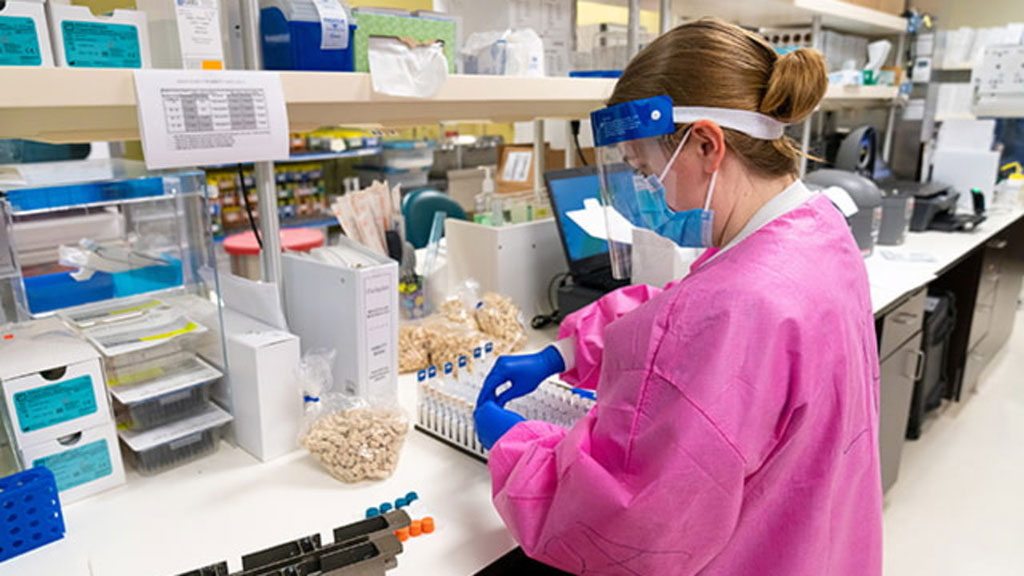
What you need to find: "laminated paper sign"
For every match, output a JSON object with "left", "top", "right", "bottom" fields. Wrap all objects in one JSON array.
[{"left": 134, "top": 70, "right": 290, "bottom": 169}]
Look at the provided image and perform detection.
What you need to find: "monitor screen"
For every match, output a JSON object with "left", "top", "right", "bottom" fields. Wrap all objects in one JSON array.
[{"left": 547, "top": 172, "right": 609, "bottom": 264}]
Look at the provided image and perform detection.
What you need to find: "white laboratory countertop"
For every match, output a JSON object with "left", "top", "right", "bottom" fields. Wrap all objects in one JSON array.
[
  {"left": 5, "top": 328, "right": 561, "bottom": 576},
  {"left": 7, "top": 212, "right": 1024, "bottom": 576},
  {"left": 865, "top": 208, "right": 1024, "bottom": 315}
]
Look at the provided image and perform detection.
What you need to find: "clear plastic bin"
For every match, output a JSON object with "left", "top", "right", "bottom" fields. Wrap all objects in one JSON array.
[
  {"left": 356, "top": 166, "right": 430, "bottom": 190},
  {"left": 114, "top": 384, "right": 211, "bottom": 431},
  {"left": 119, "top": 403, "right": 232, "bottom": 475},
  {"left": 364, "top": 141, "right": 436, "bottom": 170},
  {"left": 107, "top": 352, "right": 222, "bottom": 431}
]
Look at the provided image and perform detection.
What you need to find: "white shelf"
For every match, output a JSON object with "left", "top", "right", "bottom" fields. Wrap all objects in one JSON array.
[
  {"left": 933, "top": 63, "right": 974, "bottom": 72},
  {"left": 665, "top": 0, "right": 905, "bottom": 36},
  {"left": 0, "top": 68, "right": 900, "bottom": 143},
  {"left": 820, "top": 84, "right": 900, "bottom": 108},
  {"left": 0, "top": 69, "right": 615, "bottom": 143}
]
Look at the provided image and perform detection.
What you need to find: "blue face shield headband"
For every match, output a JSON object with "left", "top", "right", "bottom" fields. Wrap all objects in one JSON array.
[{"left": 590, "top": 96, "right": 787, "bottom": 252}]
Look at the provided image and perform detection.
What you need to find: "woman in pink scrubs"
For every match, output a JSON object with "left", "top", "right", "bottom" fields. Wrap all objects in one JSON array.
[{"left": 474, "top": 18, "right": 883, "bottom": 576}]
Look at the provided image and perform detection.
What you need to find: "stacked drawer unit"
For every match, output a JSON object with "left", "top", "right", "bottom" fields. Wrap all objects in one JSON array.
[
  {"left": 0, "top": 318, "right": 125, "bottom": 503},
  {"left": 62, "top": 297, "right": 233, "bottom": 476},
  {"left": 876, "top": 288, "right": 927, "bottom": 493},
  {"left": 961, "top": 233, "right": 1024, "bottom": 398}
]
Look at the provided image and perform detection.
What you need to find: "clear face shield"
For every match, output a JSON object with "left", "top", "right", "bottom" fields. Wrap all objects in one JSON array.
[{"left": 589, "top": 95, "right": 788, "bottom": 280}]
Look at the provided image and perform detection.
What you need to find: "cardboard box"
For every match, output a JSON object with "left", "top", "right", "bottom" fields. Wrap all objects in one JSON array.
[
  {"left": 220, "top": 310, "right": 301, "bottom": 462},
  {"left": 446, "top": 219, "right": 569, "bottom": 317},
  {"left": 20, "top": 420, "right": 125, "bottom": 504},
  {"left": 495, "top": 144, "right": 574, "bottom": 195},
  {"left": 352, "top": 9, "right": 456, "bottom": 73},
  {"left": 0, "top": 319, "right": 112, "bottom": 448},
  {"left": 46, "top": 3, "right": 152, "bottom": 68}
]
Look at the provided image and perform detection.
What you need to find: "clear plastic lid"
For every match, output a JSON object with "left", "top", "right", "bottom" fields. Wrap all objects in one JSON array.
[{"left": 0, "top": 159, "right": 204, "bottom": 214}]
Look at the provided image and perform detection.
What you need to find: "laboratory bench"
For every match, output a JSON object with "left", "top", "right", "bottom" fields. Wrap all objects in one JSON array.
[{"left": 7, "top": 211, "right": 1024, "bottom": 576}]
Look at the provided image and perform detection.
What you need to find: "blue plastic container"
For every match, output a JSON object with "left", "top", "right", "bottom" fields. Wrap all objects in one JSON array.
[
  {"left": 111, "top": 259, "right": 184, "bottom": 298},
  {"left": 569, "top": 70, "right": 623, "bottom": 78},
  {"left": 4, "top": 177, "right": 166, "bottom": 213},
  {"left": 260, "top": 0, "right": 356, "bottom": 72},
  {"left": 23, "top": 272, "right": 116, "bottom": 314},
  {"left": 0, "top": 467, "right": 65, "bottom": 563},
  {"left": 21, "top": 259, "right": 183, "bottom": 315}
]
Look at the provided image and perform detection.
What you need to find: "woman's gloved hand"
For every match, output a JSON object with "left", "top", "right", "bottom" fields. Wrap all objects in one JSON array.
[
  {"left": 474, "top": 401, "right": 526, "bottom": 450},
  {"left": 476, "top": 345, "right": 566, "bottom": 408}
]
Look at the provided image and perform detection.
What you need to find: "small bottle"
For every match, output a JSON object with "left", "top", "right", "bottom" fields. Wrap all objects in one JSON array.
[{"left": 474, "top": 166, "right": 496, "bottom": 226}]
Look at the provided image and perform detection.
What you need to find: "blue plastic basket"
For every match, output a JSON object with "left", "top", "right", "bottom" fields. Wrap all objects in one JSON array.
[{"left": 0, "top": 468, "right": 65, "bottom": 563}]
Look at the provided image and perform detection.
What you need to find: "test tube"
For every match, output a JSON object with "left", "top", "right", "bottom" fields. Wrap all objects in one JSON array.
[
  {"left": 482, "top": 342, "right": 497, "bottom": 376},
  {"left": 416, "top": 370, "right": 428, "bottom": 426}
]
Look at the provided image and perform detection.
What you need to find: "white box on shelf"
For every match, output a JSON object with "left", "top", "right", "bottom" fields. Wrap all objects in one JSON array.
[
  {"left": 282, "top": 238, "right": 398, "bottom": 401},
  {"left": 0, "top": 0, "right": 55, "bottom": 67},
  {"left": 46, "top": 3, "right": 151, "bottom": 68},
  {"left": 19, "top": 420, "right": 125, "bottom": 504},
  {"left": 0, "top": 318, "right": 112, "bottom": 449},
  {"left": 218, "top": 309, "right": 301, "bottom": 462},
  {"left": 134, "top": 0, "right": 226, "bottom": 70},
  {"left": 446, "top": 218, "right": 568, "bottom": 318}
]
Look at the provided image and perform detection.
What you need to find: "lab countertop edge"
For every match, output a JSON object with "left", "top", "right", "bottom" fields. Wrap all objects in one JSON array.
[{"left": 866, "top": 209, "right": 1024, "bottom": 317}]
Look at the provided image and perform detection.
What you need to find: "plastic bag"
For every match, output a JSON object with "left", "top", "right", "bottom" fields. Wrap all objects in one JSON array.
[
  {"left": 396, "top": 280, "right": 528, "bottom": 373},
  {"left": 474, "top": 292, "right": 527, "bottom": 353},
  {"left": 398, "top": 324, "right": 430, "bottom": 373},
  {"left": 297, "top": 350, "right": 409, "bottom": 483},
  {"left": 421, "top": 315, "right": 487, "bottom": 369}
]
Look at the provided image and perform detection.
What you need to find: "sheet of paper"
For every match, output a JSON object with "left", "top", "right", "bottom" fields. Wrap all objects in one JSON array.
[
  {"left": 220, "top": 274, "right": 289, "bottom": 331},
  {"left": 566, "top": 198, "right": 636, "bottom": 244},
  {"left": 502, "top": 151, "right": 532, "bottom": 182},
  {"left": 174, "top": 0, "right": 225, "bottom": 69},
  {"left": 133, "top": 70, "right": 289, "bottom": 170},
  {"left": 822, "top": 186, "right": 860, "bottom": 217},
  {"left": 311, "top": 0, "right": 350, "bottom": 50}
]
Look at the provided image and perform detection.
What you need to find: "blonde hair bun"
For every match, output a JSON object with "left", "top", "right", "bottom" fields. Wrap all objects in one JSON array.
[{"left": 759, "top": 48, "right": 828, "bottom": 125}]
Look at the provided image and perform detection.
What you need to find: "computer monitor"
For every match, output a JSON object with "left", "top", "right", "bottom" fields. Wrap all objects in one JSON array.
[{"left": 544, "top": 166, "right": 613, "bottom": 279}]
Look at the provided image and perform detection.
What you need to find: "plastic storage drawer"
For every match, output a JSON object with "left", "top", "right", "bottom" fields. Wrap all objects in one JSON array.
[
  {"left": 107, "top": 353, "right": 223, "bottom": 431},
  {"left": 119, "top": 403, "right": 232, "bottom": 475},
  {"left": 356, "top": 166, "right": 430, "bottom": 190},
  {"left": 365, "top": 141, "right": 436, "bottom": 170},
  {"left": 114, "top": 384, "right": 211, "bottom": 431}
]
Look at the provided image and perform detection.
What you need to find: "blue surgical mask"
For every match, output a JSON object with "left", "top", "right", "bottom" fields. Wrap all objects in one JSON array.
[{"left": 639, "top": 129, "right": 717, "bottom": 248}]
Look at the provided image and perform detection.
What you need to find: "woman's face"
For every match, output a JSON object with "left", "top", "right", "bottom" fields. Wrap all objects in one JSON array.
[{"left": 621, "top": 132, "right": 711, "bottom": 213}]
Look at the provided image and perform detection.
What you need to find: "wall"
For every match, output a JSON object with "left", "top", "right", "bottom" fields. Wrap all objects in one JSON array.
[
  {"left": 910, "top": 0, "right": 1024, "bottom": 28},
  {"left": 576, "top": 1, "right": 660, "bottom": 32}
]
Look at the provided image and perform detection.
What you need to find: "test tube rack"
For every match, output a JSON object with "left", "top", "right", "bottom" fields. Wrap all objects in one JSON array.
[
  {"left": 174, "top": 510, "right": 410, "bottom": 576},
  {"left": 415, "top": 347, "right": 596, "bottom": 462}
]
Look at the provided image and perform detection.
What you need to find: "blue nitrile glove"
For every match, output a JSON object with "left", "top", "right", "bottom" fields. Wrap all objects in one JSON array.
[
  {"left": 474, "top": 401, "right": 526, "bottom": 450},
  {"left": 476, "top": 345, "right": 566, "bottom": 408}
]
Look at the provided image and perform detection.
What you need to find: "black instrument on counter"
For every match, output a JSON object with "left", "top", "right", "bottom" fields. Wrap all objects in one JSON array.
[{"left": 834, "top": 126, "right": 987, "bottom": 233}]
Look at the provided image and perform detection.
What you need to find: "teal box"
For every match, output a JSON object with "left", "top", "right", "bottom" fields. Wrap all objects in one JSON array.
[
  {"left": 61, "top": 20, "right": 142, "bottom": 68},
  {"left": 13, "top": 376, "right": 98, "bottom": 434},
  {"left": 352, "top": 11, "right": 456, "bottom": 73},
  {"left": 33, "top": 439, "right": 113, "bottom": 492},
  {"left": 0, "top": 16, "right": 42, "bottom": 66}
]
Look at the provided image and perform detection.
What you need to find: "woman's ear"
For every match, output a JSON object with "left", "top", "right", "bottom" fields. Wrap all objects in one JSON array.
[{"left": 690, "top": 120, "right": 726, "bottom": 174}]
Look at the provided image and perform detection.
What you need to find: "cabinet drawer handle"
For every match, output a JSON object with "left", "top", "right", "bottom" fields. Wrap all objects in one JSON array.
[
  {"left": 913, "top": 350, "right": 926, "bottom": 381},
  {"left": 987, "top": 239, "right": 1008, "bottom": 250},
  {"left": 891, "top": 312, "right": 919, "bottom": 325}
]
